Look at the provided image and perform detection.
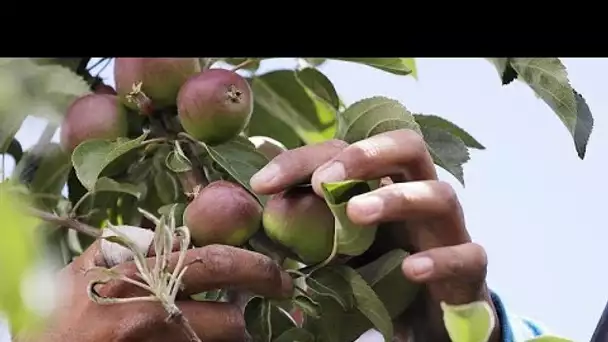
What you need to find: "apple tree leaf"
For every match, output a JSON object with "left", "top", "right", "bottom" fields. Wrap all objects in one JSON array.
[
  {"left": 486, "top": 58, "right": 518, "bottom": 85},
  {"left": 441, "top": 300, "right": 496, "bottom": 342},
  {"left": 296, "top": 67, "right": 341, "bottom": 110},
  {"left": 273, "top": 327, "right": 315, "bottom": 342},
  {"left": 0, "top": 58, "right": 89, "bottom": 152},
  {"left": 250, "top": 71, "right": 335, "bottom": 145},
  {"left": 304, "top": 249, "right": 419, "bottom": 341},
  {"left": 11, "top": 143, "right": 71, "bottom": 210},
  {"left": 200, "top": 136, "right": 270, "bottom": 205},
  {"left": 71, "top": 133, "right": 148, "bottom": 191},
  {"left": 333, "top": 58, "right": 416, "bottom": 77},
  {"left": 336, "top": 96, "right": 421, "bottom": 144},
  {"left": 334, "top": 265, "right": 394, "bottom": 342},
  {"left": 414, "top": 114, "right": 485, "bottom": 150},
  {"left": 92, "top": 177, "right": 144, "bottom": 199},
  {"left": 0, "top": 182, "right": 46, "bottom": 335},
  {"left": 321, "top": 180, "right": 379, "bottom": 257},
  {"left": 355, "top": 249, "right": 420, "bottom": 319},
  {"left": 245, "top": 297, "right": 296, "bottom": 342},
  {"left": 487, "top": 58, "right": 594, "bottom": 159},
  {"left": 307, "top": 267, "right": 355, "bottom": 311},
  {"left": 417, "top": 124, "right": 470, "bottom": 185}
]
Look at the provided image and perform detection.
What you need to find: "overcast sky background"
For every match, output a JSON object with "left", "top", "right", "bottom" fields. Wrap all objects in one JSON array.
[{"left": 3, "top": 58, "right": 605, "bottom": 341}]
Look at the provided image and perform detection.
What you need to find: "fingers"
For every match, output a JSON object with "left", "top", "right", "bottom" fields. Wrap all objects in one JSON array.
[
  {"left": 178, "top": 301, "right": 248, "bottom": 342},
  {"left": 402, "top": 242, "right": 488, "bottom": 305},
  {"left": 133, "top": 301, "right": 248, "bottom": 342},
  {"left": 249, "top": 130, "right": 436, "bottom": 197},
  {"left": 347, "top": 180, "right": 463, "bottom": 225},
  {"left": 347, "top": 180, "right": 469, "bottom": 249},
  {"left": 250, "top": 139, "right": 348, "bottom": 194},
  {"left": 310, "top": 130, "right": 437, "bottom": 196},
  {"left": 103, "top": 244, "right": 293, "bottom": 300}
]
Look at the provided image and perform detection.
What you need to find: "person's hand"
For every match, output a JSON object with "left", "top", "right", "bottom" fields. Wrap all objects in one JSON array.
[
  {"left": 250, "top": 129, "right": 499, "bottom": 342},
  {"left": 16, "top": 229, "right": 294, "bottom": 342}
]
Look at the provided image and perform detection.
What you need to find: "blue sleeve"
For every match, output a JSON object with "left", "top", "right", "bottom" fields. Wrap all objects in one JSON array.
[{"left": 491, "top": 291, "right": 549, "bottom": 342}]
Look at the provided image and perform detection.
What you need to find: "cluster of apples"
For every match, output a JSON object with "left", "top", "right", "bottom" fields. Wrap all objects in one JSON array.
[{"left": 58, "top": 58, "right": 336, "bottom": 265}]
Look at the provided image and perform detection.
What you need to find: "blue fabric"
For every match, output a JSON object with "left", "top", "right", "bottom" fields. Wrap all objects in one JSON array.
[{"left": 491, "top": 291, "right": 546, "bottom": 341}]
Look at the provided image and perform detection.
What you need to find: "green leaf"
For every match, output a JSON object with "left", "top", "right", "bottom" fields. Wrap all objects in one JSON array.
[
  {"left": 12, "top": 143, "right": 71, "bottom": 210},
  {"left": 509, "top": 58, "right": 594, "bottom": 159},
  {"left": 250, "top": 70, "right": 335, "bottom": 145},
  {"left": 418, "top": 125, "right": 470, "bottom": 185},
  {"left": 247, "top": 102, "right": 304, "bottom": 149},
  {"left": 93, "top": 177, "right": 144, "bottom": 199},
  {"left": 571, "top": 90, "right": 594, "bottom": 159},
  {"left": 321, "top": 180, "right": 379, "bottom": 256},
  {"left": 304, "top": 250, "right": 419, "bottom": 342},
  {"left": 336, "top": 96, "right": 421, "bottom": 144},
  {"left": 245, "top": 297, "right": 296, "bottom": 342},
  {"left": 334, "top": 265, "right": 394, "bottom": 342},
  {"left": 441, "top": 300, "right": 496, "bottom": 342},
  {"left": 333, "top": 58, "right": 416, "bottom": 77},
  {"left": 190, "top": 289, "right": 225, "bottom": 302},
  {"left": 72, "top": 133, "right": 148, "bottom": 191},
  {"left": 307, "top": 267, "right": 355, "bottom": 310},
  {"left": 293, "top": 295, "right": 322, "bottom": 319},
  {"left": 296, "top": 67, "right": 341, "bottom": 109},
  {"left": 0, "top": 182, "right": 45, "bottom": 334},
  {"left": 0, "top": 58, "right": 90, "bottom": 124},
  {"left": 198, "top": 136, "right": 270, "bottom": 205},
  {"left": 355, "top": 249, "right": 420, "bottom": 318},
  {"left": 525, "top": 335, "right": 574, "bottom": 342},
  {"left": 273, "top": 327, "right": 315, "bottom": 342},
  {"left": 414, "top": 114, "right": 485, "bottom": 150},
  {"left": 165, "top": 143, "right": 192, "bottom": 173},
  {"left": 303, "top": 58, "right": 327, "bottom": 67},
  {"left": 486, "top": 58, "right": 517, "bottom": 85},
  {"left": 153, "top": 170, "right": 180, "bottom": 204}
]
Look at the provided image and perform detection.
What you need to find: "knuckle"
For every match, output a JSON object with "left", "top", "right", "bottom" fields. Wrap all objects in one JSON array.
[
  {"left": 198, "top": 244, "right": 238, "bottom": 277},
  {"left": 226, "top": 305, "right": 247, "bottom": 332},
  {"left": 445, "top": 250, "right": 466, "bottom": 277},
  {"left": 470, "top": 242, "right": 489, "bottom": 272},
  {"left": 254, "top": 254, "right": 282, "bottom": 285},
  {"left": 350, "top": 138, "right": 384, "bottom": 160},
  {"left": 434, "top": 181, "right": 461, "bottom": 213},
  {"left": 388, "top": 129, "right": 430, "bottom": 164},
  {"left": 325, "top": 138, "right": 349, "bottom": 150}
]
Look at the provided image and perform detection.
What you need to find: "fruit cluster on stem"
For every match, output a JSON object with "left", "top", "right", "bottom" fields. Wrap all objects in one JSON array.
[{"left": 53, "top": 57, "right": 344, "bottom": 342}]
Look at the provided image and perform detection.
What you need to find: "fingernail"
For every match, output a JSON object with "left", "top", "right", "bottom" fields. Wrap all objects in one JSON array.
[
  {"left": 315, "top": 162, "right": 346, "bottom": 184},
  {"left": 349, "top": 195, "right": 383, "bottom": 219},
  {"left": 407, "top": 256, "right": 434, "bottom": 277},
  {"left": 250, "top": 163, "right": 281, "bottom": 189}
]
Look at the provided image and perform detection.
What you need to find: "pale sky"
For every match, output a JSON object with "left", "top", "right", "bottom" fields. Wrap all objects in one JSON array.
[{"left": 4, "top": 58, "right": 605, "bottom": 341}]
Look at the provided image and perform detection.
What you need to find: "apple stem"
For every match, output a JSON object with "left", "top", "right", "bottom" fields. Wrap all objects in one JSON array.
[
  {"left": 164, "top": 303, "right": 203, "bottom": 342},
  {"left": 126, "top": 81, "right": 155, "bottom": 116}
]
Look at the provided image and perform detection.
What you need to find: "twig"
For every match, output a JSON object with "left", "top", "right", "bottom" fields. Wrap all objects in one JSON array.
[
  {"left": 86, "top": 58, "right": 108, "bottom": 72},
  {"left": 231, "top": 59, "right": 256, "bottom": 72},
  {"left": 28, "top": 207, "right": 101, "bottom": 238},
  {"left": 167, "top": 307, "right": 202, "bottom": 342}
]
